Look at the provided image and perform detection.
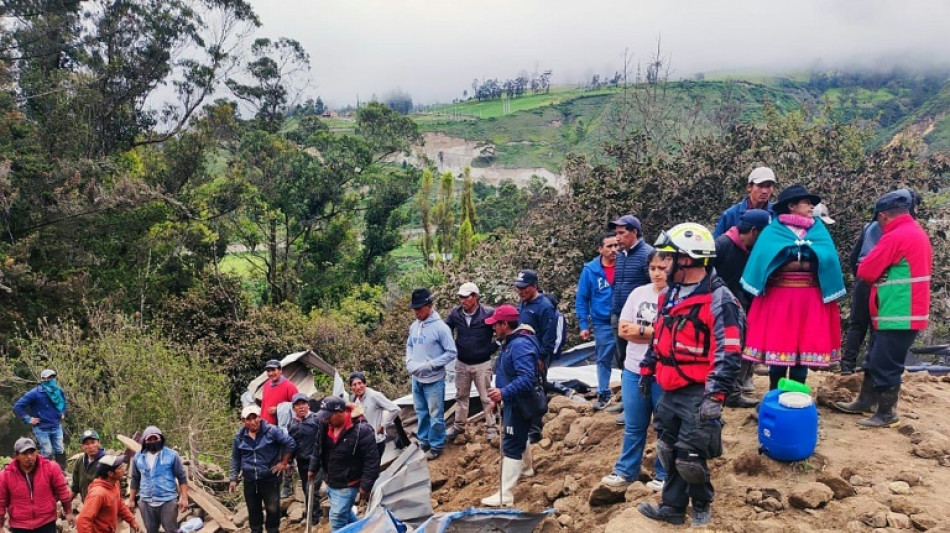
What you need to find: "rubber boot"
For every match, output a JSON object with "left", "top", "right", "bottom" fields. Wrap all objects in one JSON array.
[
  {"left": 857, "top": 385, "right": 900, "bottom": 428},
  {"left": 724, "top": 392, "right": 759, "bottom": 409},
  {"left": 481, "top": 457, "right": 522, "bottom": 507},
  {"left": 832, "top": 373, "right": 878, "bottom": 414},
  {"left": 522, "top": 445, "right": 535, "bottom": 477},
  {"left": 739, "top": 360, "right": 756, "bottom": 393},
  {"left": 280, "top": 472, "right": 293, "bottom": 499},
  {"left": 54, "top": 453, "right": 67, "bottom": 473},
  {"left": 637, "top": 502, "right": 686, "bottom": 525}
]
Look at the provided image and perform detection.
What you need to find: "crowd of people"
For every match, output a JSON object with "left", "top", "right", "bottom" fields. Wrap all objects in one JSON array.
[{"left": 0, "top": 166, "right": 935, "bottom": 531}]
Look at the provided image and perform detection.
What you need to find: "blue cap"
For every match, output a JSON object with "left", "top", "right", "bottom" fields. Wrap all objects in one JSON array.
[
  {"left": 607, "top": 215, "right": 642, "bottom": 233},
  {"left": 875, "top": 189, "right": 916, "bottom": 215},
  {"left": 292, "top": 393, "right": 310, "bottom": 404},
  {"left": 739, "top": 209, "right": 771, "bottom": 229},
  {"left": 514, "top": 269, "right": 539, "bottom": 289}
]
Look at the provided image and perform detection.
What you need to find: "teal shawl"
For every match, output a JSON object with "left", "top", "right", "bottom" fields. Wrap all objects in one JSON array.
[
  {"left": 740, "top": 218, "right": 846, "bottom": 303},
  {"left": 41, "top": 379, "right": 67, "bottom": 413}
]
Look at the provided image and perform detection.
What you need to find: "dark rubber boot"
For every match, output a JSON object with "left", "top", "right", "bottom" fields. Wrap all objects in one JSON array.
[
  {"left": 833, "top": 373, "right": 878, "bottom": 414},
  {"left": 724, "top": 392, "right": 759, "bottom": 409},
  {"left": 54, "top": 453, "right": 67, "bottom": 472},
  {"left": 857, "top": 385, "right": 900, "bottom": 428},
  {"left": 637, "top": 502, "right": 686, "bottom": 525}
]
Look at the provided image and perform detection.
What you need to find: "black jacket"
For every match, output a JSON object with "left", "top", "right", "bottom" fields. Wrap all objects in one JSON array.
[
  {"left": 713, "top": 233, "right": 753, "bottom": 311},
  {"left": 317, "top": 418, "right": 380, "bottom": 493},
  {"left": 444, "top": 304, "right": 497, "bottom": 365},
  {"left": 288, "top": 412, "right": 323, "bottom": 471}
]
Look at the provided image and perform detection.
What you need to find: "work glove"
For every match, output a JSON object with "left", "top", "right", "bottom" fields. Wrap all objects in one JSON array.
[
  {"left": 699, "top": 395, "right": 723, "bottom": 422},
  {"left": 638, "top": 375, "right": 655, "bottom": 400}
]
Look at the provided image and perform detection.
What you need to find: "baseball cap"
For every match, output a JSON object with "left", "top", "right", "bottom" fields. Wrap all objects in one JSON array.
[
  {"left": 813, "top": 203, "right": 835, "bottom": 225},
  {"left": 747, "top": 167, "right": 776, "bottom": 185},
  {"left": 40, "top": 369, "right": 56, "bottom": 380},
  {"left": 81, "top": 429, "right": 100, "bottom": 443},
  {"left": 484, "top": 304, "right": 520, "bottom": 325},
  {"left": 514, "top": 269, "right": 539, "bottom": 289},
  {"left": 607, "top": 215, "right": 642, "bottom": 233},
  {"left": 264, "top": 359, "right": 281, "bottom": 370},
  {"left": 320, "top": 396, "right": 347, "bottom": 413},
  {"left": 457, "top": 282, "right": 480, "bottom": 297},
  {"left": 241, "top": 405, "right": 261, "bottom": 419},
  {"left": 14, "top": 437, "right": 37, "bottom": 454},
  {"left": 739, "top": 209, "right": 771, "bottom": 230},
  {"left": 292, "top": 393, "right": 311, "bottom": 404},
  {"left": 96, "top": 454, "right": 125, "bottom": 475},
  {"left": 875, "top": 190, "right": 914, "bottom": 215}
]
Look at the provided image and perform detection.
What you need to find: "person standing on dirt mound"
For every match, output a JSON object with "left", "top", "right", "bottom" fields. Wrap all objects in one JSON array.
[
  {"left": 576, "top": 233, "right": 620, "bottom": 411},
  {"left": 480, "top": 304, "right": 541, "bottom": 507},
  {"left": 636, "top": 223, "right": 743, "bottom": 527},
  {"left": 13, "top": 368, "right": 68, "bottom": 471},
  {"left": 833, "top": 191, "right": 932, "bottom": 428}
]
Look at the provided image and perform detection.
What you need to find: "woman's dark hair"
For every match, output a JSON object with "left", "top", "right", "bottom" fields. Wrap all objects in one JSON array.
[{"left": 647, "top": 250, "right": 670, "bottom": 263}]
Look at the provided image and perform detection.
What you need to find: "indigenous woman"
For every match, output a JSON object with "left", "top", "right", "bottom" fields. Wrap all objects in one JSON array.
[{"left": 740, "top": 184, "right": 846, "bottom": 390}]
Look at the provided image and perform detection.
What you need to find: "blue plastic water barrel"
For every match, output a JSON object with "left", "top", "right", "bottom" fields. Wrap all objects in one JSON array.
[{"left": 758, "top": 389, "right": 818, "bottom": 461}]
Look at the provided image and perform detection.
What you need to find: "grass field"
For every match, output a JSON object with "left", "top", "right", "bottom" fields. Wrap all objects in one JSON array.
[{"left": 219, "top": 251, "right": 265, "bottom": 277}]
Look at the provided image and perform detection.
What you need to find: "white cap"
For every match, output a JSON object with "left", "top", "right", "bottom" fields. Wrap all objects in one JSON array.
[
  {"left": 40, "top": 369, "right": 56, "bottom": 380},
  {"left": 813, "top": 203, "right": 835, "bottom": 225},
  {"left": 747, "top": 167, "right": 776, "bottom": 185},
  {"left": 241, "top": 405, "right": 261, "bottom": 419},
  {"left": 457, "top": 282, "right": 480, "bottom": 297}
]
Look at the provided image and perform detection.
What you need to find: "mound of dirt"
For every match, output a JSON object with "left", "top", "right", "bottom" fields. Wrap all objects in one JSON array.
[{"left": 418, "top": 371, "right": 950, "bottom": 532}]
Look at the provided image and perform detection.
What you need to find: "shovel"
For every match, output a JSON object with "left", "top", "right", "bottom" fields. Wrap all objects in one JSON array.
[
  {"left": 496, "top": 402, "right": 505, "bottom": 507},
  {"left": 305, "top": 477, "right": 316, "bottom": 533}
]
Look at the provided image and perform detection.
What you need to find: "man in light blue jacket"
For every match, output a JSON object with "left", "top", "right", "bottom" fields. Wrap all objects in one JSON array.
[
  {"left": 405, "top": 288, "right": 458, "bottom": 460},
  {"left": 577, "top": 233, "right": 619, "bottom": 410}
]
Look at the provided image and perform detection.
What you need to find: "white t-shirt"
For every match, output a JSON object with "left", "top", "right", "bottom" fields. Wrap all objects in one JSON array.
[{"left": 619, "top": 284, "right": 662, "bottom": 373}]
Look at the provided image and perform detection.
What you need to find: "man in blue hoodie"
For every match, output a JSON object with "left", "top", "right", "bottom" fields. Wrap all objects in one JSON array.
[
  {"left": 576, "top": 233, "right": 619, "bottom": 410},
  {"left": 13, "top": 368, "right": 68, "bottom": 470},
  {"left": 405, "top": 288, "right": 458, "bottom": 460}
]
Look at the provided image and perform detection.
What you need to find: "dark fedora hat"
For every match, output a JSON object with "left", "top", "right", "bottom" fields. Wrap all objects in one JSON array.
[
  {"left": 410, "top": 288, "right": 434, "bottom": 309},
  {"left": 775, "top": 184, "right": 821, "bottom": 215}
]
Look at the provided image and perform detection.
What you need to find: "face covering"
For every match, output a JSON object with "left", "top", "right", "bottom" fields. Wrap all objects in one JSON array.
[
  {"left": 143, "top": 441, "right": 164, "bottom": 453},
  {"left": 41, "top": 379, "right": 67, "bottom": 413}
]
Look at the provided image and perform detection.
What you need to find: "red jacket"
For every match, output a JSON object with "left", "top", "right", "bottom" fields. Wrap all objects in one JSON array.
[
  {"left": 260, "top": 377, "right": 299, "bottom": 425},
  {"left": 0, "top": 456, "right": 73, "bottom": 530},
  {"left": 857, "top": 213, "right": 932, "bottom": 331},
  {"left": 76, "top": 478, "right": 136, "bottom": 533}
]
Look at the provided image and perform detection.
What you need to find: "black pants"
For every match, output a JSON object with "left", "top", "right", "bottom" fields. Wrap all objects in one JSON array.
[
  {"left": 842, "top": 279, "right": 872, "bottom": 370},
  {"left": 866, "top": 329, "right": 918, "bottom": 388},
  {"left": 654, "top": 384, "right": 718, "bottom": 511},
  {"left": 611, "top": 313, "right": 628, "bottom": 369},
  {"left": 297, "top": 463, "right": 322, "bottom": 523},
  {"left": 244, "top": 476, "right": 281, "bottom": 533},
  {"left": 11, "top": 522, "right": 57, "bottom": 533}
]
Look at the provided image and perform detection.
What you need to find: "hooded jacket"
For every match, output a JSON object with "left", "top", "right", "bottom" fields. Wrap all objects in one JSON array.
[
  {"left": 0, "top": 455, "right": 73, "bottom": 530},
  {"left": 229, "top": 419, "right": 297, "bottom": 483},
  {"left": 857, "top": 213, "right": 932, "bottom": 331},
  {"left": 713, "top": 227, "right": 754, "bottom": 311},
  {"left": 76, "top": 478, "right": 136, "bottom": 533},
  {"left": 317, "top": 416, "right": 380, "bottom": 493},
  {"left": 405, "top": 310, "right": 458, "bottom": 384},
  {"left": 576, "top": 256, "right": 613, "bottom": 330},
  {"left": 13, "top": 385, "right": 66, "bottom": 429},
  {"left": 495, "top": 326, "right": 540, "bottom": 403}
]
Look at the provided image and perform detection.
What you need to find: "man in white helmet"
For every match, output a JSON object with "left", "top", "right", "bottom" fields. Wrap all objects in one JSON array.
[{"left": 636, "top": 223, "right": 744, "bottom": 528}]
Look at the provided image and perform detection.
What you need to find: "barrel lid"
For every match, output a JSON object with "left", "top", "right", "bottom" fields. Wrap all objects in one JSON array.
[{"left": 778, "top": 391, "right": 813, "bottom": 408}]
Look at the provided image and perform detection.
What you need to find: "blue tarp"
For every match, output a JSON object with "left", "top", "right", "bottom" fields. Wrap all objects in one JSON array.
[
  {"left": 336, "top": 507, "right": 408, "bottom": 533},
  {"left": 414, "top": 507, "right": 553, "bottom": 533}
]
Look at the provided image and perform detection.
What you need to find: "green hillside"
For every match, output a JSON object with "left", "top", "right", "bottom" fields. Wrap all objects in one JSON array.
[{"left": 414, "top": 75, "right": 950, "bottom": 172}]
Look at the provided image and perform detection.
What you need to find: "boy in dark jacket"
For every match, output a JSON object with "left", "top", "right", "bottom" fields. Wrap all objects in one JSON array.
[
  {"left": 315, "top": 397, "right": 380, "bottom": 532},
  {"left": 229, "top": 405, "right": 296, "bottom": 533}
]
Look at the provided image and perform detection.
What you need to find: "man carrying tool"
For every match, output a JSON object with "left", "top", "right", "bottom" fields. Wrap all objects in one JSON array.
[
  {"left": 288, "top": 393, "right": 323, "bottom": 528},
  {"left": 479, "top": 304, "right": 541, "bottom": 507}
]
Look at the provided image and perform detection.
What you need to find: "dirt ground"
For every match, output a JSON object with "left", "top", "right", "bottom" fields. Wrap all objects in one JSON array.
[{"left": 417, "top": 371, "right": 950, "bottom": 532}]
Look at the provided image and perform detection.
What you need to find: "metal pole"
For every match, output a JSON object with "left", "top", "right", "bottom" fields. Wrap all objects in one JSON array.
[
  {"left": 305, "top": 477, "right": 316, "bottom": 533},
  {"left": 497, "top": 402, "right": 504, "bottom": 506}
]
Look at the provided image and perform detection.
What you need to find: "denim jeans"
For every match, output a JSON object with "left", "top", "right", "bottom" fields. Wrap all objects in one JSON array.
[
  {"left": 614, "top": 369, "right": 667, "bottom": 482},
  {"left": 412, "top": 378, "right": 446, "bottom": 452},
  {"left": 593, "top": 322, "right": 617, "bottom": 399},
  {"left": 32, "top": 425, "right": 64, "bottom": 458},
  {"left": 326, "top": 486, "right": 359, "bottom": 531}
]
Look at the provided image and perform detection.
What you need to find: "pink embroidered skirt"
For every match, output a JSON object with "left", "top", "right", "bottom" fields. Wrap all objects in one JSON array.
[{"left": 742, "top": 272, "right": 841, "bottom": 367}]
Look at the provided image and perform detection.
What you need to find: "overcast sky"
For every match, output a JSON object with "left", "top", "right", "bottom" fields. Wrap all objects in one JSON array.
[{"left": 246, "top": 0, "right": 950, "bottom": 107}]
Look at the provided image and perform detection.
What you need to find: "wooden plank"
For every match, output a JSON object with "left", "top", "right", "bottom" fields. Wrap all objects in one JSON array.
[
  {"left": 116, "top": 434, "right": 142, "bottom": 453},
  {"left": 189, "top": 487, "right": 238, "bottom": 531}
]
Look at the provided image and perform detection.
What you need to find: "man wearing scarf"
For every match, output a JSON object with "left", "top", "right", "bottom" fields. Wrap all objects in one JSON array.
[{"left": 13, "top": 368, "right": 68, "bottom": 471}]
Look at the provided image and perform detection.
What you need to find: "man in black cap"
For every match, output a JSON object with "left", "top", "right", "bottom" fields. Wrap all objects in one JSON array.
[
  {"left": 514, "top": 269, "right": 559, "bottom": 381},
  {"left": 314, "top": 397, "right": 379, "bottom": 532},
  {"left": 288, "top": 393, "right": 323, "bottom": 527},
  {"left": 713, "top": 208, "right": 771, "bottom": 408},
  {"left": 260, "top": 359, "right": 298, "bottom": 426},
  {"left": 608, "top": 215, "right": 654, "bottom": 416},
  {"left": 72, "top": 429, "right": 106, "bottom": 501},
  {"left": 405, "top": 288, "right": 457, "bottom": 460},
  {"left": 0, "top": 437, "right": 75, "bottom": 533}
]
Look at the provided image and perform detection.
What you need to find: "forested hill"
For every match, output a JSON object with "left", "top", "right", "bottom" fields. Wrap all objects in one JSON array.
[{"left": 415, "top": 72, "right": 950, "bottom": 173}]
